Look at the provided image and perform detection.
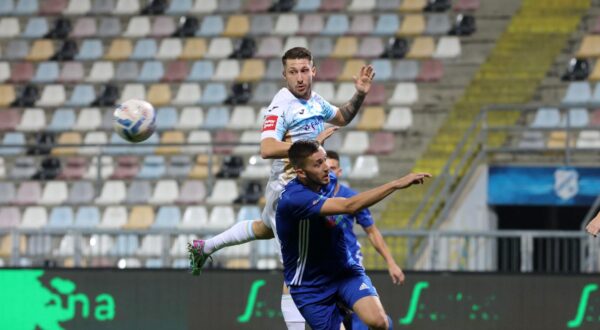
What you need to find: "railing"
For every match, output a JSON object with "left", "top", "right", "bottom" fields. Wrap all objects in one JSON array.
[{"left": 2, "top": 228, "right": 599, "bottom": 273}]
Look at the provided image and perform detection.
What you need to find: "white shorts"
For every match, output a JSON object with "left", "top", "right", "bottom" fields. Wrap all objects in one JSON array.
[{"left": 262, "top": 179, "right": 284, "bottom": 258}]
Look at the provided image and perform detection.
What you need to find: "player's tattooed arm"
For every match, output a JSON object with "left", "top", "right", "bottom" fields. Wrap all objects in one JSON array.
[{"left": 339, "top": 92, "right": 366, "bottom": 123}]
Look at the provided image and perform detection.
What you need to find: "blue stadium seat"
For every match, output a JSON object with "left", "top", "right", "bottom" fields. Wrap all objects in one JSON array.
[
  {"left": 48, "top": 108, "right": 76, "bottom": 132},
  {"left": 0, "top": 132, "right": 25, "bottom": 155},
  {"left": 48, "top": 206, "right": 75, "bottom": 228},
  {"left": 199, "top": 83, "right": 227, "bottom": 105},
  {"left": 152, "top": 206, "right": 181, "bottom": 228},
  {"left": 371, "top": 59, "right": 392, "bottom": 81},
  {"left": 22, "top": 17, "right": 48, "bottom": 38},
  {"left": 66, "top": 84, "right": 95, "bottom": 106},
  {"left": 107, "top": 132, "right": 130, "bottom": 155},
  {"left": 14, "top": 0, "right": 38, "bottom": 16},
  {"left": 74, "top": 206, "right": 100, "bottom": 228},
  {"left": 132, "top": 133, "right": 159, "bottom": 155},
  {"left": 166, "top": 0, "right": 192, "bottom": 14},
  {"left": 322, "top": 14, "right": 349, "bottom": 35},
  {"left": 115, "top": 61, "right": 139, "bottom": 81},
  {"left": 196, "top": 15, "right": 224, "bottom": 36},
  {"left": 188, "top": 61, "right": 215, "bottom": 81},
  {"left": 203, "top": 106, "right": 230, "bottom": 129},
  {"left": 131, "top": 39, "right": 158, "bottom": 60},
  {"left": 562, "top": 82, "right": 591, "bottom": 105},
  {"left": 110, "top": 235, "right": 139, "bottom": 256},
  {"left": 374, "top": 14, "right": 399, "bottom": 35},
  {"left": 31, "top": 62, "right": 59, "bottom": 83},
  {"left": 237, "top": 206, "right": 261, "bottom": 222},
  {"left": 155, "top": 107, "right": 178, "bottom": 130},
  {"left": 137, "top": 155, "right": 166, "bottom": 179},
  {"left": 0, "top": 0, "right": 14, "bottom": 15},
  {"left": 76, "top": 39, "right": 103, "bottom": 60},
  {"left": 250, "top": 82, "right": 279, "bottom": 103},
  {"left": 567, "top": 108, "right": 590, "bottom": 127},
  {"left": 294, "top": 0, "right": 321, "bottom": 11},
  {"left": 531, "top": 107, "right": 561, "bottom": 128},
  {"left": 137, "top": 61, "right": 164, "bottom": 82}
]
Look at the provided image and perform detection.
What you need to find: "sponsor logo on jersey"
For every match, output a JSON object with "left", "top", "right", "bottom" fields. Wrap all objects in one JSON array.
[{"left": 262, "top": 115, "right": 278, "bottom": 131}]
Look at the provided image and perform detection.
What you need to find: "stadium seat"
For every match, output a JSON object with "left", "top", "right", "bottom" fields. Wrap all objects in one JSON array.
[
  {"left": 283, "top": 36, "right": 308, "bottom": 51},
  {"left": 349, "top": 156, "right": 379, "bottom": 179},
  {"left": 39, "top": 181, "right": 68, "bottom": 206},
  {"left": 274, "top": 14, "right": 299, "bottom": 35},
  {"left": 340, "top": 131, "right": 369, "bottom": 155},
  {"left": 576, "top": 35, "right": 600, "bottom": 58},
  {"left": 73, "top": 108, "right": 101, "bottom": 132},
  {"left": 233, "top": 131, "right": 261, "bottom": 155},
  {"left": 14, "top": 0, "right": 39, "bottom": 16},
  {"left": 389, "top": 83, "right": 418, "bottom": 104},
  {"left": 35, "top": 85, "right": 66, "bottom": 107},
  {"left": 518, "top": 131, "right": 545, "bottom": 149},
  {"left": 26, "top": 40, "right": 54, "bottom": 62},
  {"left": 13, "top": 181, "right": 42, "bottom": 205},
  {"left": 20, "top": 206, "right": 47, "bottom": 229},
  {"left": 138, "top": 61, "right": 164, "bottom": 82},
  {"left": 228, "top": 106, "right": 256, "bottom": 129},
  {"left": 218, "top": 0, "right": 242, "bottom": 12},
  {"left": 59, "top": 62, "right": 84, "bottom": 83},
  {"left": 75, "top": 39, "right": 103, "bottom": 60},
  {"left": 31, "top": 62, "right": 58, "bottom": 83},
  {"left": 0, "top": 18, "right": 19, "bottom": 38},
  {"left": 95, "top": 180, "right": 126, "bottom": 205},
  {"left": 4, "top": 40, "right": 29, "bottom": 60},
  {"left": 136, "top": 156, "right": 166, "bottom": 179},
  {"left": 156, "top": 131, "right": 185, "bottom": 155},
  {"left": 0, "top": 183, "right": 16, "bottom": 205},
  {"left": 150, "top": 17, "right": 176, "bottom": 37},
  {"left": 321, "top": 0, "right": 345, "bottom": 11},
  {"left": 238, "top": 59, "right": 265, "bottom": 82},
  {"left": 46, "top": 108, "right": 74, "bottom": 132},
  {"left": 454, "top": 0, "right": 479, "bottom": 11},
  {"left": 240, "top": 155, "right": 271, "bottom": 179},
  {"left": 400, "top": 0, "right": 426, "bottom": 11},
  {"left": 348, "top": 0, "right": 375, "bottom": 12},
  {"left": 206, "top": 206, "right": 235, "bottom": 231},
  {"left": 434, "top": 36, "right": 461, "bottom": 58},
  {"left": 0, "top": 62, "right": 9, "bottom": 82},
  {"left": 65, "top": 0, "right": 91, "bottom": 15},
  {"left": 166, "top": 0, "right": 192, "bottom": 13},
  {"left": 417, "top": 59, "right": 444, "bottom": 82},
  {"left": 205, "top": 38, "right": 233, "bottom": 59},
  {"left": 294, "top": 0, "right": 320, "bottom": 12},
  {"left": 200, "top": 84, "right": 228, "bottom": 105},
  {"left": 250, "top": 15, "right": 274, "bottom": 36},
  {"left": 202, "top": 106, "right": 229, "bottom": 129},
  {"left": 374, "top": 14, "right": 400, "bottom": 35},
  {"left": 407, "top": 36, "right": 435, "bottom": 58},
  {"left": 66, "top": 84, "right": 95, "bottom": 106},
  {"left": 197, "top": 15, "right": 224, "bottom": 37},
  {"left": 123, "top": 181, "right": 151, "bottom": 205},
  {"left": 426, "top": 14, "right": 451, "bottom": 35},
  {"left": 0, "top": 207, "right": 20, "bottom": 229},
  {"left": 0, "top": 110, "right": 20, "bottom": 132},
  {"left": 179, "top": 38, "right": 206, "bottom": 60},
  {"left": 0, "top": 85, "right": 16, "bottom": 107},
  {"left": 367, "top": 131, "right": 395, "bottom": 154},
  {"left": 384, "top": 107, "right": 413, "bottom": 131},
  {"left": 157, "top": 40, "right": 183, "bottom": 60},
  {"left": 58, "top": 157, "right": 87, "bottom": 180},
  {"left": 111, "top": 156, "right": 140, "bottom": 179},
  {"left": 530, "top": 107, "right": 561, "bottom": 128},
  {"left": 298, "top": 14, "right": 323, "bottom": 36},
  {"left": 138, "top": 235, "right": 163, "bottom": 257},
  {"left": 576, "top": 131, "right": 600, "bottom": 148},
  {"left": 114, "top": 0, "right": 139, "bottom": 14},
  {"left": 8, "top": 157, "right": 35, "bottom": 179},
  {"left": 97, "top": 16, "right": 120, "bottom": 37},
  {"left": 130, "top": 39, "right": 157, "bottom": 60},
  {"left": 167, "top": 156, "right": 192, "bottom": 178},
  {"left": 16, "top": 108, "right": 46, "bottom": 132},
  {"left": 48, "top": 206, "right": 74, "bottom": 227},
  {"left": 148, "top": 180, "right": 179, "bottom": 205},
  {"left": 255, "top": 37, "right": 283, "bottom": 58},
  {"left": 123, "top": 206, "right": 154, "bottom": 230},
  {"left": 223, "top": 15, "right": 249, "bottom": 37},
  {"left": 22, "top": 17, "right": 48, "bottom": 39},
  {"left": 66, "top": 181, "right": 94, "bottom": 204},
  {"left": 86, "top": 61, "right": 114, "bottom": 83},
  {"left": 123, "top": 16, "right": 150, "bottom": 38},
  {"left": 206, "top": 179, "right": 239, "bottom": 204},
  {"left": 322, "top": 14, "right": 350, "bottom": 35},
  {"left": 399, "top": 15, "right": 426, "bottom": 36},
  {"left": 105, "top": 39, "right": 133, "bottom": 60},
  {"left": 214, "top": 60, "right": 240, "bottom": 81},
  {"left": 99, "top": 206, "right": 127, "bottom": 228},
  {"left": 152, "top": 206, "right": 181, "bottom": 228},
  {"left": 110, "top": 235, "right": 139, "bottom": 256},
  {"left": 175, "top": 107, "right": 203, "bottom": 130},
  {"left": 250, "top": 82, "right": 279, "bottom": 104},
  {"left": 186, "top": 131, "right": 212, "bottom": 155},
  {"left": 176, "top": 180, "right": 206, "bottom": 204},
  {"left": 357, "top": 37, "right": 385, "bottom": 58},
  {"left": 331, "top": 37, "right": 358, "bottom": 58},
  {"left": 357, "top": 107, "right": 385, "bottom": 130},
  {"left": 179, "top": 206, "right": 208, "bottom": 229},
  {"left": 146, "top": 82, "right": 171, "bottom": 104},
  {"left": 393, "top": 60, "right": 419, "bottom": 81},
  {"left": 309, "top": 37, "right": 334, "bottom": 57}
]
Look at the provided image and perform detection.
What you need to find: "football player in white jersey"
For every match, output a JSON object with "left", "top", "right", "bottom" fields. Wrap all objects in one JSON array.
[{"left": 189, "top": 47, "right": 375, "bottom": 329}]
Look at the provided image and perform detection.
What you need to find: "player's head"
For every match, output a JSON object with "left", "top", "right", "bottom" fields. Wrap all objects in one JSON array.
[
  {"left": 282, "top": 47, "right": 316, "bottom": 101},
  {"left": 289, "top": 140, "right": 330, "bottom": 187},
  {"left": 325, "top": 150, "right": 342, "bottom": 178}
]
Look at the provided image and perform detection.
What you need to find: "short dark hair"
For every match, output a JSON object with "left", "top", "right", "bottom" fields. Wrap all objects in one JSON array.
[
  {"left": 326, "top": 150, "right": 339, "bottom": 162},
  {"left": 282, "top": 47, "right": 313, "bottom": 66},
  {"left": 289, "top": 140, "right": 321, "bottom": 169}
]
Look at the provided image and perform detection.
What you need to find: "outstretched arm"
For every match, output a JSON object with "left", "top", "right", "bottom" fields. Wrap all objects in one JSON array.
[
  {"left": 586, "top": 211, "right": 600, "bottom": 236},
  {"left": 319, "top": 172, "right": 431, "bottom": 216},
  {"left": 328, "top": 65, "right": 376, "bottom": 126},
  {"left": 364, "top": 225, "right": 405, "bottom": 285}
]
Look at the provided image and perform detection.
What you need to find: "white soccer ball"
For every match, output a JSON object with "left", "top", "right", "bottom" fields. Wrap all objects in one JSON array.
[{"left": 113, "top": 99, "right": 156, "bottom": 143}]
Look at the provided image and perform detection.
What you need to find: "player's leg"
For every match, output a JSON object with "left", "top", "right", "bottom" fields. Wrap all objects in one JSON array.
[
  {"left": 281, "top": 284, "right": 306, "bottom": 330},
  {"left": 291, "top": 285, "right": 344, "bottom": 330},
  {"left": 339, "top": 275, "right": 390, "bottom": 330}
]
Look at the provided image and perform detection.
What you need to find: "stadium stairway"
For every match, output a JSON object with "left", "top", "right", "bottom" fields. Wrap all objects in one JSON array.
[{"left": 362, "top": 0, "right": 590, "bottom": 269}]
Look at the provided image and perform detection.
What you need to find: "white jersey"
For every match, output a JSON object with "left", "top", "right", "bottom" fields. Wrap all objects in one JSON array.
[{"left": 260, "top": 88, "right": 338, "bottom": 185}]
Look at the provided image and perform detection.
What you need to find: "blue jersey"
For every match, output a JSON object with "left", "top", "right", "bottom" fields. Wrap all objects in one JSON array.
[
  {"left": 261, "top": 88, "right": 338, "bottom": 184},
  {"left": 276, "top": 174, "right": 364, "bottom": 288},
  {"left": 333, "top": 185, "right": 374, "bottom": 266}
]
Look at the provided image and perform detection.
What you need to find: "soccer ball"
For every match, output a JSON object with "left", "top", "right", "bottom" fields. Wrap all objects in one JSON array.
[{"left": 113, "top": 99, "right": 156, "bottom": 143}]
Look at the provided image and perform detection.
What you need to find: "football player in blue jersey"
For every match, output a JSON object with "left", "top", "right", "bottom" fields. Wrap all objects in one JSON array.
[{"left": 276, "top": 140, "right": 430, "bottom": 330}]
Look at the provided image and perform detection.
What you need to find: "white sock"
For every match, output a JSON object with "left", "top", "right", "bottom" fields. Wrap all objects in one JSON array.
[
  {"left": 203, "top": 220, "right": 256, "bottom": 255},
  {"left": 281, "top": 294, "right": 305, "bottom": 330}
]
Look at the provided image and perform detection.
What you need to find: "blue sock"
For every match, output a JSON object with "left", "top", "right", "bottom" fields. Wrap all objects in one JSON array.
[{"left": 387, "top": 314, "right": 393, "bottom": 330}]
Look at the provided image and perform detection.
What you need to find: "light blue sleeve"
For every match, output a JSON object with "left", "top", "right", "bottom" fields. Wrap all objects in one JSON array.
[{"left": 316, "top": 95, "right": 338, "bottom": 122}]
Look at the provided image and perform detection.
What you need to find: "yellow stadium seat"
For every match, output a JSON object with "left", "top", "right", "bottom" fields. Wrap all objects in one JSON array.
[
  {"left": 400, "top": 0, "right": 427, "bottom": 12},
  {"left": 146, "top": 84, "right": 172, "bottom": 106},
  {"left": 357, "top": 107, "right": 385, "bottom": 130},
  {"left": 123, "top": 206, "right": 154, "bottom": 229},
  {"left": 338, "top": 59, "right": 366, "bottom": 81},
  {"left": 27, "top": 40, "right": 54, "bottom": 61},
  {"left": 576, "top": 35, "right": 600, "bottom": 58},
  {"left": 180, "top": 38, "right": 207, "bottom": 60},
  {"left": 223, "top": 15, "right": 250, "bottom": 37},
  {"left": 104, "top": 39, "right": 133, "bottom": 60},
  {"left": 406, "top": 36, "right": 435, "bottom": 58},
  {"left": 52, "top": 132, "right": 82, "bottom": 155},
  {"left": 237, "top": 59, "right": 265, "bottom": 81},
  {"left": 589, "top": 59, "right": 600, "bottom": 80},
  {"left": 331, "top": 37, "right": 358, "bottom": 58},
  {"left": 156, "top": 131, "right": 185, "bottom": 155},
  {"left": 398, "top": 14, "right": 425, "bottom": 35},
  {"left": 0, "top": 85, "right": 16, "bottom": 107}
]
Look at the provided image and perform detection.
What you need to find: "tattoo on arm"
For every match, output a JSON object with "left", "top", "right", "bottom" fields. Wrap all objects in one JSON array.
[{"left": 339, "top": 92, "right": 366, "bottom": 123}]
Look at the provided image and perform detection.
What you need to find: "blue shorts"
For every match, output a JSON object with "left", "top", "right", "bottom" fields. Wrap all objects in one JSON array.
[{"left": 290, "top": 274, "right": 378, "bottom": 330}]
